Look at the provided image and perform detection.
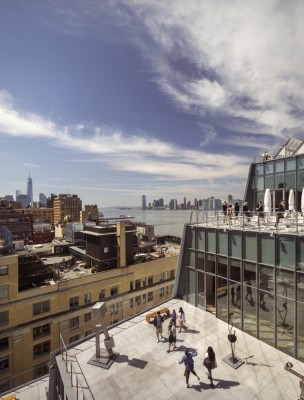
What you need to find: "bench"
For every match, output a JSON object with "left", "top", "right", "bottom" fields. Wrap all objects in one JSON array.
[
  {"left": 0, "top": 393, "right": 16, "bottom": 400},
  {"left": 145, "top": 307, "right": 170, "bottom": 324}
]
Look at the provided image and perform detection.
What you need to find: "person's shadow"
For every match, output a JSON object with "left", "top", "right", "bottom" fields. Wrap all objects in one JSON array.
[{"left": 192, "top": 379, "right": 240, "bottom": 391}]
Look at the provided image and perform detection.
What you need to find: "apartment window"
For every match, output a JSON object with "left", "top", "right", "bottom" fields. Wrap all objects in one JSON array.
[
  {"left": 135, "top": 279, "right": 141, "bottom": 290},
  {"left": 110, "top": 303, "right": 118, "bottom": 315},
  {"left": 0, "top": 265, "right": 8, "bottom": 276},
  {"left": 160, "top": 272, "right": 165, "bottom": 282},
  {"left": 160, "top": 287, "right": 165, "bottom": 297},
  {"left": 0, "top": 311, "right": 8, "bottom": 325},
  {"left": 170, "top": 270, "right": 175, "bottom": 279},
  {"left": 148, "top": 292, "right": 153, "bottom": 302},
  {"left": 33, "top": 341, "right": 50, "bottom": 359},
  {"left": 130, "top": 281, "right": 134, "bottom": 291},
  {"left": 84, "top": 312, "right": 91, "bottom": 323},
  {"left": 99, "top": 289, "right": 105, "bottom": 300},
  {"left": 135, "top": 295, "right": 141, "bottom": 306},
  {"left": 110, "top": 285, "right": 118, "bottom": 296},
  {"left": 84, "top": 293, "right": 91, "bottom": 304},
  {"left": 70, "top": 317, "right": 79, "bottom": 330},
  {"left": 33, "top": 324, "right": 50, "bottom": 340},
  {"left": 170, "top": 284, "right": 174, "bottom": 293},
  {"left": 33, "top": 300, "right": 50, "bottom": 316},
  {"left": 0, "top": 337, "right": 9, "bottom": 351},
  {"left": 85, "top": 330, "right": 92, "bottom": 337},
  {"left": 0, "top": 356, "right": 9, "bottom": 372},
  {"left": 0, "top": 285, "right": 8, "bottom": 299},
  {"left": 69, "top": 335, "right": 79, "bottom": 344},
  {"left": 142, "top": 277, "right": 146, "bottom": 287},
  {"left": 142, "top": 293, "right": 146, "bottom": 304},
  {"left": 148, "top": 276, "right": 153, "bottom": 286},
  {"left": 165, "top": 286, "right": 169, "bottom": 295},
  {"left": 130, "top": 298, "right": 134, "bottom": 308},
  {"left": 69, "top": 296, "right": 79, "bottom": 309},
  {"left": 33, "top": 362, "right": 49, "bottom": 379}
]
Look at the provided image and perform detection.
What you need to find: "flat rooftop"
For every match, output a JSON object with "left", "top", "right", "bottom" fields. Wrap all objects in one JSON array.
[{"left": 12, "top": 299, "right": 304, "bottom": 400}]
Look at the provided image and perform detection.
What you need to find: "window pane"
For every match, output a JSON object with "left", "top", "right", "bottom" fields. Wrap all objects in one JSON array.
[
  {"left": 231, "top": 232, "right": 242, "bottom": 258},
  {"left": 255, "top": 176, "right": 264, "bottom": 191},
  {"left": 275, "top": 160, "right": 284, "bottom": 173},
  {"left": 258, "top": 291, "right": 274, "bottom": 346},
  {"left": 276, "top": 269, "right": 294, "bottom": 299},
  {"left": 244, "top": 262, "right": 257, "bottom": 287},
  {"left": 276, "top": 297, "right": 294, "bottom": 356},
  {"left": 275, "top": 173, "right": 285, "bottom": 189},
  {"left": 197, "top": 271, "right": 205, "bottom": 308},
  {"left": 206, "top": 254, "right": 215, "bottom": 274},
  {"left": 245, "top": 234, "right": 257, "bottom": 262},
  {"left": 255, "top": 164, "right": 264, "bottom": 175},
  {"left": 197, "top": 228, "right": 205, "bottom": 251},
  {"left": 279, "top": 236, "right": 295, "bottom": 270},
  {"left": 229, "top": 282, "right": 241, "bottom": 329},
  {"left": 265, "top": 174, "right": 274, "bottom": 190},
  {"left": 230, "top": 259, "right": 241, "bottom": 282},
  {"left": 218, "top": 232, "right": 228, "bottom": 255},
  {"left": 243, "top": 286, "right": 257, "bottom": 337},
  {"left": 260, "top": 236, "right": 275, "bottom": 265},
  {"left": 265, "top": 162, "right": 274, "bottom": 174},
  {"left": 286, "top": 158, "right": 296, "bottom": 171},
  {"left": 217, "top": 277, "right": 228, "bottom": 322},
  {"left": 197, "top": 252, "right": 204, "bottom": 271},
  {"left": 185, "top": 226, "right": 196, "bottom": 248},
  {"left": 296, "top": 239, "right": 304, "bottom": 272},
  {"left": 285, "top": 172, "right": 296, "bottom": 190},
  {"left": 207, "top": 231, "right": 216, "bottom": 253},
  {"left": 259, "top": 265, "right": 274, "bottom": 292},
  {"left": 297, "top": 156, "right": 304, "bottom": 170},
  {"left": 187, "top": 268, "right": 195, "bottom": 305},
  {"left": 296, "top": 273, "right": 304, "bottom": 302},
  {"left": 218, "top": 256, "right": 227, "bottom": 278},
  {"left": 297, "top": 302, "right": 304, "bottom": 362}
]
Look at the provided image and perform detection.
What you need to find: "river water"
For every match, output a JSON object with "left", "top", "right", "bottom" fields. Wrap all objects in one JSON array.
[{"left": 99, "top": 208, "right": 195, "bottom": 237}]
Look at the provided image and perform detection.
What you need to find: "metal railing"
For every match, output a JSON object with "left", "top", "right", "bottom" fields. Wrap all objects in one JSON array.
[{"left": 188, "top": 210, "right": 304, "bottom": 233}]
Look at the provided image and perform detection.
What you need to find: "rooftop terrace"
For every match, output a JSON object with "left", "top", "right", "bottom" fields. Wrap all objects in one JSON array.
[{"left": 9, "top": 299, "right": 304, "bottom": 400}]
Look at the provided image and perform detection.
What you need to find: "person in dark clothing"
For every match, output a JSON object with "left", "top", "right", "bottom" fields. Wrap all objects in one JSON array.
[
  {"left": 203, "top": 346, "right": 217, "bottom": 387},
  {"left": 242, "top": 202, "right": 251, "bottom": 223},
  {"left": 177, "top": 348, "right": 200, "bottom": 388},
  {"left": 275, "top": 200, "right": 285, "bottom": 227},
  {"left": 256, "top": 201, "right": 264, "bottom": 222},
  {"left": 234, "top": 202, "right": 240, "bottom": 217}
]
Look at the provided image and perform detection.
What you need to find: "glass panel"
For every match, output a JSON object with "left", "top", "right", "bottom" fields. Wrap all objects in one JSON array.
[
  {"left": 296, "top": 239, "right": 304, "bottom": 272},
  {"left": 276, "top": 269, "right": 295, "bottom": 300},
  {"left": 255, "top": 164, "right": 264, "bottom": 175},
  {"left": 185, "top": 226, "right": 196, "bottom": 249},
  {"left": 275, "top": 173, "right": 285, "bottom": 189},
  {"left": 217, "top": 277, "right": 228, "bottom": 322},
  {"left": 206, "top": 254, "right": 215, "bottom": 274},
  {"left": 259, "top": 265, "right": 274, "bottom": 292},
  {"left": 296, "top": 273, "right": 304, "bottom": 302},
  {"left": 243, "top": 286, "right": 257, "bottom": 337},
  {"left": 265, "top": 162, "right": 274, "bottom": 174},
  {"left": 197, "top": 228, "right": 205, "bottom": 251},
  {"left": 230, "top": 259, "right": 241, "bottom": 282},
  {"left": 285, "top": 172, "right": 296, "bottom": 190},
  {"left": 258, "top": 290, "right": 274, "bottom": 346},
  {"left": 184, "top": 250, "right": 196, "bottom": 267},
  {"left": 279, "top": 236, "right": 295, "bottom": 270},
  {"left": 197, "top": 272, "right": 205, "bottom": 308},
  {"left": 276, "top": 297, "right": 294, "bottom": 356},
  {"left": 297, "top": 156, "right": 304, "bottom": 170},
  {"left": 187, "top": 268, "right": 195, "bottom": 305},
  {"left": 286, "top": 158, "right": 296, "bottom": 171},
  {"left": 265, "top": 174, "right": 274, "bottom": 190},
  {"left": 297, "top": 302, "right": 304, "bottom": 362},
  {"left": 275, "top": 160, "right": 284, "bottom": 173},
  {"left": 255, "top": 176, "right": 264, "bottom": 191},
  {"left": 218, "top": 232, "right": 228, "bottom": 255},
  {"left": 207, "top": 230, "right": 216, "bottom": 253},
  {"left": 260, "top": 236, "right": 275, "bottom": 265},
  {"left": 231, "top": 232, "right": 242, "bottom": 258},
  {"left": 297, "top": 171, "right": 304, "bottom": 189},
  {"left": 244, "top": 262, "right": 257, "bottom": 287},
  {"left": 197, "top": 252, "right": 204, "bottom": 271},
  {"left": 218, "top": 256, "right": 227, "bottom": 278},
  {"left": 229, "top": 282, "right": 242, "bottom": 329},
  {"left": 245, "top": 234, "right": 257, "bottom": 262}
]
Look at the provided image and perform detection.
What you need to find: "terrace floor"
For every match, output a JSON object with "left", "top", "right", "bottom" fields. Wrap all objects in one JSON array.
[{"left": 13, "top": 298, "right": 304, "bottom": 400}]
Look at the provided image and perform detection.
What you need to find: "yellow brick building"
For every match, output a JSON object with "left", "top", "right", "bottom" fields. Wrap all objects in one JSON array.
[{"left": 0, "top": 253, "right": 177, "bottom": 392}]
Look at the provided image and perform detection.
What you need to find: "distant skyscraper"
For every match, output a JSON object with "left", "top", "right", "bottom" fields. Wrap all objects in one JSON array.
[
  {"left": 142, "top": 195, "right": 146, "bottom": 210},
  {"left": 27, "top": 173, "right": 33, "bottom": 206},
  {"left": 16, "top": 190, "right": 21, "bottom": 201}
]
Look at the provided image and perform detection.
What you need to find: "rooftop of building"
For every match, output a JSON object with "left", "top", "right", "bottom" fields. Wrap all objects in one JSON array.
[{"left": 8, "top": 298, "right": 303, "bottom": 400}]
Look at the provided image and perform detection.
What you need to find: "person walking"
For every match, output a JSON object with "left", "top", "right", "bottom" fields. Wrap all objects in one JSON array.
[
  {"left": 153, "top": 311, "right": 164, "bottom": 343},
  {"left": 203, "top": 346, "right": 217, "bottom": 388},
  {"left": 178, "top": 307, "right": 187, "bottom": 332},
  {"left": 177, "top": 348, "right": 200, "bottom": 388},
  {"left": 171, "top": 309, "right": 177, "bottom": 325},
  {"left": 172, "top": 320, "right": 177, "bottom": 349},
  {"left": 235, "top": 285, "right": 241, "bottom": 307},
  {"left": 167, "top": 321, "right": 174, "bottom": 353}
]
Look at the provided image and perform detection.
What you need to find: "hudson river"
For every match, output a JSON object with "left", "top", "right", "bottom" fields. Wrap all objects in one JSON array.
[{"left": 100, "top": 208, "right": 195, "bottom": 237}]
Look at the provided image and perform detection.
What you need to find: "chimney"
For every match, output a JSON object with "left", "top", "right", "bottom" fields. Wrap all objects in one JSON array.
[{"left": 116, "top": 222, "right": 127, "bottom": 268}]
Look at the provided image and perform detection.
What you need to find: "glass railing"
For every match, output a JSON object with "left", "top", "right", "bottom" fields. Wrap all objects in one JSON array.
[{"left": 189, "top": 210, "right": 304, "bottom": 233}]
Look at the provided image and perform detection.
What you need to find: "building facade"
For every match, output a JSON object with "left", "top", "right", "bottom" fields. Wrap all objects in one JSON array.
[
  {"left": 175, "top": 138, "right": 304, "bottom": 362},
  {"left": 53, "top": 195, "right": 82, "bottom": 224}
]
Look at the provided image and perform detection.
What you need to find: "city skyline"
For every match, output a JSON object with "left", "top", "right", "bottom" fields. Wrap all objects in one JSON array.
[{"left": 1, "top": 1, "right": 304, "bottom": 207}]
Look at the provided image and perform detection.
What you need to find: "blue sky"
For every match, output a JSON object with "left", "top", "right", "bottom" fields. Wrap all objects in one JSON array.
[{"left": 1, "top": 0, "right": 304, "bottom": 207}]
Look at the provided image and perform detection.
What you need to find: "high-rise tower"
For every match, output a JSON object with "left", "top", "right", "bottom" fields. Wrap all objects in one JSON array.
[
  {"left": 142, "top": 195, "right": 146, "bottom": 210},
  {"left": 27, "top": 173, "right": 33, "bottom": 207}
]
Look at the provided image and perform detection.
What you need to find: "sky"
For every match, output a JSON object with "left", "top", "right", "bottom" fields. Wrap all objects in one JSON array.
[{"left": 1, "top": 0, "right": 304, "bottom": 207}]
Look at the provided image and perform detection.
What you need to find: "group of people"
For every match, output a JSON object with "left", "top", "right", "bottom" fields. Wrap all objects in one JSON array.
[
  {"left": 154, "top": 307, "right": 217, "bottom": 389},
  {"left": 222, "top": 201, "right": 240, "bottom": 219}
]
